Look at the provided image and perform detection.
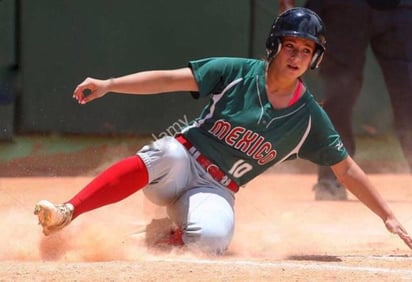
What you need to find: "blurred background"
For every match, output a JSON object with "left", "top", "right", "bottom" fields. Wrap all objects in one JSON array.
[{"left": 0, "top": 0, "right": 406, "bottom": 176}]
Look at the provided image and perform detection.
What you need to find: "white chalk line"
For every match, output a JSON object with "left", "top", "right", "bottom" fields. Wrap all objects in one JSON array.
[
  {"left": 148, "top": 257, "right": 412, "bottom": 276},
  {"left": 344, "top": 255, "right": 412, "bottom": 261}
]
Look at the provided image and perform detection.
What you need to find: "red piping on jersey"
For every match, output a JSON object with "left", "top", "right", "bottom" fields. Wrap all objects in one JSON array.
[{"left": 287, "top": 80, "right": 303, "bottom": 107}]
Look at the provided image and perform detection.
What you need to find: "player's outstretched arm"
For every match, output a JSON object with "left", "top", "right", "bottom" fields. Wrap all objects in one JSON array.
[
  {"left": 72, "top": 67, "right": 199, "bottom": 104},
  {"left": 331, "top": 156, "right": 412, "bottom": 249}
]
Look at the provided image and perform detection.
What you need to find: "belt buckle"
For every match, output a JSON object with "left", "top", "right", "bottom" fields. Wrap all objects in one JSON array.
[{"left": 206, "top": 163, "right": 231, "bottom": 186}]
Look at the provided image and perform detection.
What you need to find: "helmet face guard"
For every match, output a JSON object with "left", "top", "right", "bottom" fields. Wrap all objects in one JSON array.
[{"left": 266, "top": 7, "right": 326, "bottom": 70}]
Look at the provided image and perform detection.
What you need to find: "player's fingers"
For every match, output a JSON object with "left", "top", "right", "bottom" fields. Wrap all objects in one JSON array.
[
  {"left": 384, "top": 219, "right": 412, "bottom": 248},
  {"left": 72, "top": 77, "right": 109, "bottom": 104},
  {"left": 73, "top": 83, "right": 90, "bottom": 99},
  {"left": 73, "top": 86, "right": 90, "bottom": 104},
  {"left": 398, "top": 224, "right": 409, "bottom": 235},
  {"left": 384, "top": 218, "right": 407, "bottom": 234},
  {"left": 79, "top": 88, "right": 102, "bottom": 104},
  {"left": 398, "top": 232, "right": 412, "bottom": 249},
  {"left": 73, "top": 78, "right": 91, "bottom": 94},
  {"left": 392, "top": 224, "right": 412, "bottom": 249},
  {"left": 73, "top": 80, "right": 98, "bottom": 104}
]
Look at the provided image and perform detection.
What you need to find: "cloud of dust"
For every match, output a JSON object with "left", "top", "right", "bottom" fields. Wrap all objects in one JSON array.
[
  {"left": 0, "top": 199, "right": 162, "bottom": 262},
  {"left": 0, "top": 208, "right": 43, "bottom": 261},
  {"left": 1, "top": 193, "right": 322, "bottom": 262}
]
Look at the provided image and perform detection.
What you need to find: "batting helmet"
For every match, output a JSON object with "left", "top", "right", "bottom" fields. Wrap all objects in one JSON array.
[{"left": 266, "top": 7, "right": 326, "bottom": 69}]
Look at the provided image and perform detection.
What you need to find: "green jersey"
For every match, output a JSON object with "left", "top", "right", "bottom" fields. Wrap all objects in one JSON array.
[{"left": 182, "top": 57, "right": 348, "bottom": 186}]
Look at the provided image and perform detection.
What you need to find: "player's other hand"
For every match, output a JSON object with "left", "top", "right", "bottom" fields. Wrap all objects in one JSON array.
[
  {"left": 73, "top": 77, "right": 111, "bottom": 104},
  {"left": 385, "top": 217, "right": 412, "bottom": 249}
]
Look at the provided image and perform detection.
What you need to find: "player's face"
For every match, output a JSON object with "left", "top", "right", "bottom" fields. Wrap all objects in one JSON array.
[{"left": 275, "top": 36, "right": 315, "bottom": 77}]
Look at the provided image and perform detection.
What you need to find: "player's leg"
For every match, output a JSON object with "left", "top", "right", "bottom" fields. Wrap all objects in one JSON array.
[
  {"left": 140, "top": 140, "right": 235, "bottom": 254},
  {"left": 308, "top": 1, "right": 369, "bottom": 200},
  {"left": 34, "top": 155, "right": 149, "bottom": 235},
  {"left": 34, "top": 136, "right": 191, "bottom": 235},
  {"left": 370, "top": 8, "right": 412, "bottom": 172},
  {"left": 165, "top": 176, "right": 235, "bottom": 255}
]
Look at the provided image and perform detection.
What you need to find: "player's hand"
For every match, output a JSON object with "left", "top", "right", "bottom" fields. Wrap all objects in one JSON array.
[
  {"left": 384, "top": 217, "right": 412, "bottom": 249},
  {"left": 72, "top": 77, "right": 112, "bottom": 104}
]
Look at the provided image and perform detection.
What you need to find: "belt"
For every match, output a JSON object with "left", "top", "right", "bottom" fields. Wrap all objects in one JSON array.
[{"left": 175, "top": 135, "right": 239, "bottom": 193}]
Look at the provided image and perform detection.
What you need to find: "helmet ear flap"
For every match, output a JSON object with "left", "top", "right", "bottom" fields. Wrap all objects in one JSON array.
[
  {"left": 266, "top": 37, "right": 282, "bottom": 60},
  {"left": 310, "top": 48, "right": 324, "bottom": 69}
]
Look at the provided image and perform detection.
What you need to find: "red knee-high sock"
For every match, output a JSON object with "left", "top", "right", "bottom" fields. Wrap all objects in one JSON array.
[{"left": 68, "top": 155, "right": 148, "bottom": 219}]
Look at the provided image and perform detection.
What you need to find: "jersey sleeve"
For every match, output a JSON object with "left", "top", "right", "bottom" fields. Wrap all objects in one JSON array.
[
  {"left": 299, "top": 103, "right": 348, "bottom": 166},
  {"left": 188, "top": 58, "right": 232, "bottom": 99}
]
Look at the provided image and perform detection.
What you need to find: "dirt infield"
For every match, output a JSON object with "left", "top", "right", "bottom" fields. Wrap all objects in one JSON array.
[{"left": 0, "top": 174, "right": 411, "bottom": 281}]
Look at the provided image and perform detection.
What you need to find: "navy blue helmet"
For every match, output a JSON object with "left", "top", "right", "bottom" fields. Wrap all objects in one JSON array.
[{"left": 266, "top": 7, "right": 326, "bottom": 69}]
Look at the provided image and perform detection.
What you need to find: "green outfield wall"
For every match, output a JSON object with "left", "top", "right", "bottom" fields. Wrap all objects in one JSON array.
[
  {"left": 0, "top": 0, "right": 16, "bottom": 140},
  {"left": 18, "top": 0, "right": 250, "bottom": 135}
]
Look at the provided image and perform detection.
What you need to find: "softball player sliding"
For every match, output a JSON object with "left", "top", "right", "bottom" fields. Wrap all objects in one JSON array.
[{"left": 34, "top": 8, "right": 412, "bottom": 254}]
